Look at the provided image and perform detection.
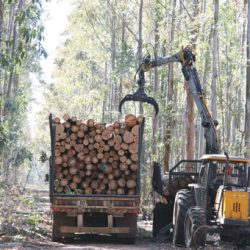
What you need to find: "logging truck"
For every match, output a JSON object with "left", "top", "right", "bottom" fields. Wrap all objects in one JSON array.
[{"left": 49, "top": 113, "right": 144, "bottom": 242}]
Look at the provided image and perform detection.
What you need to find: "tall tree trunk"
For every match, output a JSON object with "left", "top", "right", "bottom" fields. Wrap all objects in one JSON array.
[
  {"left": 152, "top": 10, "right": 159, "bottom": 159},
  {"left": 118, "top": 17, "right": 125, "bottom": 120},
  {"left": 185, "top": 0, "right": 199, "bottom": 161},
  {"left": 110, "top": 4, "right": 116, "bottom": 119},
  {"left": 0, "top": 0, "right": 4, "bottom": 117},
  {"left": 211, "top": 0, "right": 219, "bottom": 120},
  {"left": 138, "top": 0, "right": 143, "bottom": 114},
  {"left": 245, "top": 0, "right": 250, "bottom": 158},
  {"left": 163, "top": 0, "right": 176, "bottom": 172}
]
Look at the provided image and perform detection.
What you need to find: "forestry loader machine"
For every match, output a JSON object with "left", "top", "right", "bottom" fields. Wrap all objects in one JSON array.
[{"left": 119, "top": 45, "right": 250, "bottom": 248}]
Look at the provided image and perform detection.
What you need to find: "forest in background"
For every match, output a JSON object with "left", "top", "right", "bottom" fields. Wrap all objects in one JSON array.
[{"left": 0, "top": 0, "right": 250, "bottom": 195}]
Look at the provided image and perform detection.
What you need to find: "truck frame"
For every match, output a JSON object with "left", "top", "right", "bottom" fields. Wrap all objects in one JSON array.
[{"left": 49, "top": 114, "right": 144, "bottom": 242}]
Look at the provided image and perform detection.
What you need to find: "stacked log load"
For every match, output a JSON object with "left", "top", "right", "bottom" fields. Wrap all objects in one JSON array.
[{"left": 52, "top": 114, "right": 144, "bottom": 195}]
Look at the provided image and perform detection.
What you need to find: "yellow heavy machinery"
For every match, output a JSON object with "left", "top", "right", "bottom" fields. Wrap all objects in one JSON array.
[{"left": 119, "top": 46, "right": 250, "bottom": 247}]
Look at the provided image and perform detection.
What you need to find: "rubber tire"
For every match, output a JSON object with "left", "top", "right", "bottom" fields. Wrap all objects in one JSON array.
[
  {"left": 152, "top": 202, "right": 173, "bottom": 237},
  {"left": 172, "top": 189, "right": 195, "bottom": 246},
  {"left": 184, "top": 207, "right": 207, "bottom": 248}
]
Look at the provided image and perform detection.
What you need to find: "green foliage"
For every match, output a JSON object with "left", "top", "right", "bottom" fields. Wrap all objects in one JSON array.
[{"left": 27, "top": 214, "right": 41, "bottom": 227}]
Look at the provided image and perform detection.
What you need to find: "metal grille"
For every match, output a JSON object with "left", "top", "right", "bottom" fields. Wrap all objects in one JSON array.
[{"left": 233, "top": 202, "right": 241, "bottom": 213}]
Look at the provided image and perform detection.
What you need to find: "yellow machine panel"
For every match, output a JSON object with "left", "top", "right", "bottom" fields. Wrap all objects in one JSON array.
[{"left": 223, "top": 191, "right": 249, "bottom": 220}]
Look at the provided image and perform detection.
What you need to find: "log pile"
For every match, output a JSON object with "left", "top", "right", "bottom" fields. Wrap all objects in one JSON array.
[
  {"left": 52, "top": 114, "right": 143, "bottom": 195},
  {"left": 161, "top": 175, "right": 194, "bottom": 197}
]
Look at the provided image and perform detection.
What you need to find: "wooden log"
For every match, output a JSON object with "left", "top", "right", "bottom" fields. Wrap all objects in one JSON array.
[
  {"left": 85, "top": 170, "right": 92, "bottom": 176},
  {"left": 62, "top": 169, "right": 68, "bottom": 176},
  {"left": 108, "top": 174, "right": 114, "bottom": 180},
  {"left": 118, "top": 149, "right": 124, "bottom": 156},
  {"left": 131, "top": 154, "right": 138, "bottom": 162},
  {"left": 64, "top": 121, "right": 71, "bottom": 129},
  {"left": 77, "top": 130, "right": 84, "bottom": 138},
  {"left": 91, "top": 180, "right": 98, "bottom": 189},
  {"left": 53, "top": 117, "right": 61, "bottom": 124},
  {"left": 128, "top": 143, "right": 138, "bottom": 154},
  {"left": 114, "top": 135, "right": 122, "bottom": 144},
  {"left": 68, "top": 158, "right": 77, "bottom": 167},
  {"left": 114, "top": 143, "right": 121, "bottom": 151},
  {"left": 75, "top": 144, "right": 84, "bottom": 153},
  {"left": 84, "top": 155, "right": 91, "bottom": 164},
  {"left": 85, "top": 187, "right": 93, "bottom": 194},
  {"left": 120, "top": 155, "right": 127, "bottom": 163},
  {"left": 101, "top": 157, "right": 108, "bottom": 163},
  {"left": 76, "top": 120, "right": 82, "bottom": 126},
  {"left": 123, "top": 131, "right": 134, "bottom": 144},
  {"left": 60, "top": 179, "right": 68, "bottom": 187},
  {"left": 70, "top": 133, "right": 78, "bottom": 141},
  {"left": 126, "top": 179, "right": 136, "bottom": 189},
  {"left": 73, "top": 175, "right": 81, "bottom": 184},
  {"left": 80, "top": 123, "right": 88, "bottom": 132},
  {"left": 108, "top": 157, "right": 113, "bottom": 163},
  {"left": 108, "top": 139, "right": 114, "bottom": 147},
  {"left": 56, "top": 124, "right": 65, "bottom": 134},
  {"left": 119, "top": 163, "right": 128, "bottom": 171},
  {"left": 92, "top": 156, "right": 99, "bottom": 164},
  {"left": 124, "top": 114, "right": 137, "bottom": 127},
  {"left": 87, "top": 119, "right": 95, "bottom": 127},
  {"left": 130, "top": 163, "right": 138, "bottom": 172},
  {"left": 113, "top": 169, "right": 121, "bottom": 178},
  {"left": 99, "top": 182, "right": 106, "bottom": 191},
  {"left": 112, "top": 161, "right": 119, "bottom": 168},
  {"left": 88, "top": 144, "right": 94, "bottom": 150},
  {"left": 103, "top": 144, "right": 110, "bottom": 152},
  {"left": 117, "top": 188, "right": 125, "bottom": 195},
  {"left": 69, "top": 167, "right": 78, "bottom": 175},
  {"left": 59, "top": 132, "right": 67, "bottom": 140},
  {"left": 117, "top": 178, "right": 126, "bottom": 188},
  {"left": 127, "top": 189, "right": 136, "bottom": 195},
  {"left": 97, "top": 147, "right": 104, "bottom": 153},
  {"left": 97, "top": 172, "right": 104, "bottom": 180},
  {"left": 56, "top": 186, "right": 63, "bottom": 193},
  {"left": 81, "top": 181, "right": 89, "bottom": 189},
  {"left": 95, "top": 134, "right": 102, "bottom": 142},
  {"left": 63, "top": 114, "right": 70, "bottom": 121},
  {"left": 131, "top": 124, "right": 139, "bottom": 136},
  {"left": 137, "top": 115, "right": 144, "bottom": 123},
  {"left": 103, "top": 177, "right": 109, "bottom": 184},
  {"left": 121, "top": 143, "right": 128, "bottom": 150},
  {"left": 97, "top": 153, "right": 103, "bottom": 159},
  {"left": 89, "top": 137, "right": 95, "bottom": 144},
  {"left": 102, "top": 129, "right": 111, "bottom": 140},
  {"left": 79, "top": 170, "right": 85, "bottom": 177},
  {"left": 56, "top": 172, "right": 63, "bottom": 180},
  {"left": 108, "top": 180, "right": 117, "bottom": 190},
  {"left": 126, "top": 159, "right": 132, "bottom": 165},
  {"left": 71, "top": 125, "right": 79, "bottom": 133},
  {"left": 55, "top": 156, "right": 63, "bottom": 165}
]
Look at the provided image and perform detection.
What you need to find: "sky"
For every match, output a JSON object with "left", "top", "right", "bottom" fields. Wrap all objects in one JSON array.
[
  {"left": 29, "top": 0, "right": 74, "bottom": 136},
  {"left": 41, "top": 0, "right": 74, "bottom": 83}
]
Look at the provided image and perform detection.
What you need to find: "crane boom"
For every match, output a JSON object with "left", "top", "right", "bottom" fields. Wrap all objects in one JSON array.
[{"left": 141, "top": 46, "right": 220, "bottom": 154}]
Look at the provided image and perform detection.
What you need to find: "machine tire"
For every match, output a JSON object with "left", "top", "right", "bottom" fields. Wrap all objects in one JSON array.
[
  {"left": 184, "top": 206, "right": 207, "bottom": 248},
  {"left": 172, "top": 189, "right": 195, "bottom": 246},
  {"left": 152, "top": 202, "right": 173, "bottom": 237}
]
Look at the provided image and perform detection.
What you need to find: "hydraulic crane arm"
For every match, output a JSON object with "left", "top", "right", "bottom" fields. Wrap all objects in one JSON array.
[
  {"left": 142, "top": 46, "right": 220, "bottom": 154},
  {"left": 119, "top": 46, "right": 220, "bottom": 154}
]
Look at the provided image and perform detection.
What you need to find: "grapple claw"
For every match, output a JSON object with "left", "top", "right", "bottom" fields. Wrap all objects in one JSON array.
[{"left": 119, "top": 88, "right": 159, "bottom": 116}]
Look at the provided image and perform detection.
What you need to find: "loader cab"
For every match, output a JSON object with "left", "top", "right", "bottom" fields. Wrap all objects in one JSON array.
[
  {"left": 200, "top": 154, "right": 250, "bottom": 228},
  {"left": 200, "top": 154, "right": 250, "bottom": 189}
]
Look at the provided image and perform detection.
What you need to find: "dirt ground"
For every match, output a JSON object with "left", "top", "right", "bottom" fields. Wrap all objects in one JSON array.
[{"left": 0, "top": 184, "right": 246, "bottom": 250}]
